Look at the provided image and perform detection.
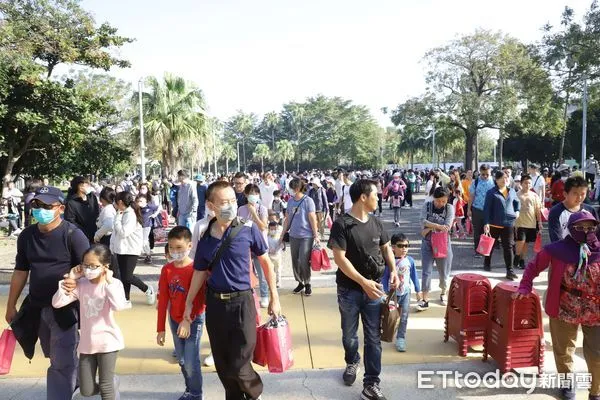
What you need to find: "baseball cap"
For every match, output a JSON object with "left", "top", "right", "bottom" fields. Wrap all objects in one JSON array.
[
  {"left": 557, "top": 164, "right": 570, "bottom": 172},
  {"left": 31, "top": 186, "right": 65, "bottom": 205},
  {"left": 310, "top": 177, "right": 322, "bottom": 187},
  {"left": 528, "top": 163, "right": 540, "bottom": 169},
  {"left": 194, "top": 174, "right": 205, "bottom": 181},
  {"left": 568, "top": 211, "right": 599, "bottom": 228}
]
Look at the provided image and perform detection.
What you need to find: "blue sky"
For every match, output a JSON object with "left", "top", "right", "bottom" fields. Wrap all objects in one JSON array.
[{"left": 81, "top": 0, "right": 592, "bottom": 126}]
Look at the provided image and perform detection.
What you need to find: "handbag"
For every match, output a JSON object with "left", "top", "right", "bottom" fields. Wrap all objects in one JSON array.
[
  {"left": 380, "top": 291, "right": 400, "bottom": 342},
  {"left": 476, "top": 233, "right": 495, "bottom": 256},
  {"left": 533, "top": 232, "right": 543, "bottom": 253},
  {"left": 320, "top": 248, "right": 332, "bottom": 271},
  {"left": 263, "top": 316, "right": 294, "bottom": 373},
  {"left": 431, "top": 231, "right": 448, "bottom": 258},
  {"left": 0, "top": 328, "right": 17, "bottom": 375},
  {"left": 310, "top": 245, "right": 323, "bottom": 272},
  {"left": 283, "top": 196, "right": 307, "bottom": 243}
]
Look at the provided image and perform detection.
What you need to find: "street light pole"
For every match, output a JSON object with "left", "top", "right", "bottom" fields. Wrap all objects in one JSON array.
[
  {"left": 432, "top": 127, "right": 436, "bottom": 168},
  {"left": 138, "top": 79, "right": 146, "bottom": 182},
  {"left": 582, "top": 76, "right": 588, "bottom": 172},
  {"left": 237, "top": 142, "right": 240, "bottom": 172}
]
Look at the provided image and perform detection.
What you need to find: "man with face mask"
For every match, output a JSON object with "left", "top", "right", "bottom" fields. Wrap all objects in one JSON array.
[
  {"left": 176, "top": 170, "right": 199, "bottom": 230},
  {"left": 6, "top": 186, "right": 90, "bottom": 400},
  {"left": 184, "top": 181, "right": 281, "bottom": 400}
]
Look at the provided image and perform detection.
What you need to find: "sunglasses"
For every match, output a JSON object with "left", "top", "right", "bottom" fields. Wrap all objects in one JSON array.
[
  {"left": 393, "top": 243, "right": 409, "bottom": 248},
  {"left": 573, "top": 225, "right": 597, "bottom": 233},
  {"left": 31, "top": 201, "right": 60, "bottom": 210}
]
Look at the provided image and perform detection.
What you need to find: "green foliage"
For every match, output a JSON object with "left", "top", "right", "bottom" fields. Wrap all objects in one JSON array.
[
  {"left": 253, "top": 143, "right": 271, "bottom": 172},
  {"left": 274, "top": 140, "right": 295, "bottom": 172}
]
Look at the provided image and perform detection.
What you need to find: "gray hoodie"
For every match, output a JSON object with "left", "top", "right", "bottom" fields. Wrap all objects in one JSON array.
[{"left": 177, "top": 181, "right": 199, "bottom": 215}]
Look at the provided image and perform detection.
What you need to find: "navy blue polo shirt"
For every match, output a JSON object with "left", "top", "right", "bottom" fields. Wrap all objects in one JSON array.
[
  {"left": 194, "top": 220, "right": 268, "bottom": 292},
  {"left": 15, "top": 221, "right": 90, "bottom": 307}
]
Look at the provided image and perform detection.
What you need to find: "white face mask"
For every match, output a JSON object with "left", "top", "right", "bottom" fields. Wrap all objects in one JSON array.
[
  {"left": 207, "top": 208, "right": 216, "bottom": 218},
  {"left": 84, "top": 267, "right": 102, "bottom": 280},
  {"left": 170, "top": 250, "right": 190, "bottom": 261},
  {"left": 219, "top": 203, "right": 237, "bottom": 221}
]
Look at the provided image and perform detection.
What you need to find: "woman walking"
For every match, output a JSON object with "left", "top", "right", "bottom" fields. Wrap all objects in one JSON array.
[
  {"left": 417, "top": 187, "right": 454, "bottom": 310},
  {"left": 281, "top": 178, "right": 320, "bottom": 296},
  {"left": 483, "top": 170, "right": 520, "bottom": 280},
  {"left": 65, "top": 176, "right": 100, "bottom": 243},
  {"left": 110, "top": 191, "right": 156, "bottom": 307}
]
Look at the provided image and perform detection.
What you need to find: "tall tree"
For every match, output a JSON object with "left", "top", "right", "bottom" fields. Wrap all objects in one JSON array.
[
  {"left": 274, "top": 140, "right": 294, "bottom": 172},
  {"left": 220, "top": 143, "right": 237, "bottom": 175},
  {"left": 133, "top": 74, "right": 207, "bottom": 178},
  {"left": 253, "top": 143, "right": 271, "bottom": 173},
  {"left": 226, "top": 111, "right": 256, "bottom": 172}
]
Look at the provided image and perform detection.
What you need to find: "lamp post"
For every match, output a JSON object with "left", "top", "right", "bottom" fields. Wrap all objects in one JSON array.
[
  {"left": 582, "top": 76, "right": 588, "bottom": 172},
  {"left": 237, "top": 142, "right": 241, "bottom": 172},
  {"left": 138, "top": 79, "right": 146, "bottom": 182}
]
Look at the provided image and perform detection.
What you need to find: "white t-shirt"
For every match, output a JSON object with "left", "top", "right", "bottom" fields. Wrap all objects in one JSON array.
[
  {"left": 342, "top": 185, "right": 352, "bottom": 212},
  {"left": 259, "top": 181, "right": 277, "bottom": 210},
  {"left": 531, "top": 173, "right": 545, "bottom": 199}
]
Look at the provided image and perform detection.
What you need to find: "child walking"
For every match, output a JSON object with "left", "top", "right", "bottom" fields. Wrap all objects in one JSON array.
[
  {"left": 267, "top": 220, "right": 284, "bottom": 287},
  {"left": 52, "top": 244, "right": 128, "bottom": 400},
  {"left": 382, "top": 233, "right": 422, "bottom": 352},
  {"left": 452, "top": 189, "right": 467, "bottom": 239},
  {"left": 137, "top": 194, "right": 159, "bottom": 264},
  {"left": 156, "top": 226, "right": 206, "bottom": 400}
]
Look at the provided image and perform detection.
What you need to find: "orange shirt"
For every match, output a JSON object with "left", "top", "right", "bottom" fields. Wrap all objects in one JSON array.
[{"left": 461, "top": 179, "right": 472, "bottom": 202}]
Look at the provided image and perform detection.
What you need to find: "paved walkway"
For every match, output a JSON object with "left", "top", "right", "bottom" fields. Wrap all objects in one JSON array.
[{"left": 0, "top": 194, "right": 593, "bottom": 399}]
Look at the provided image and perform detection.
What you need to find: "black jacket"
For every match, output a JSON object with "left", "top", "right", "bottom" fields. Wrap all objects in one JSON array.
[{"left": 64, "top": 193, "right": 99, "bottom": 242}]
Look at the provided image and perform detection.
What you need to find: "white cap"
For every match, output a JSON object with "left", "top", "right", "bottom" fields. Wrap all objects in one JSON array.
[{"left": 310, "top": 177, "right": 322, "bottom": 187}]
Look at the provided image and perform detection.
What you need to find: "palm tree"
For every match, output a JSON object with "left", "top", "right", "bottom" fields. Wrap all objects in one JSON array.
[
  {"left": 132, "top": 74, "right": 207, "bottom": 178},
  {"left": 254, "top": 143, "right": 271, "bottom": 173},
  {"left": 263, "top": 111, "right": 280, "bottom": 169},
  {"left": 220, "top": 143, "right": 237, "bottom": 175},
  {"left": 274, "top": 140, "right": 295, "bottom": 173},
  {"left": 286, "top": 104, "right": 305, "bottom": 172},
  {"left": 226, "top": 111, "right": 256, "bottom": 172}
]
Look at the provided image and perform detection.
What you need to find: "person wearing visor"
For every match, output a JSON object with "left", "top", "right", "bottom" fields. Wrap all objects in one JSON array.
[{"left": 5, "top": 186, "right": 90, "bottom": 400}]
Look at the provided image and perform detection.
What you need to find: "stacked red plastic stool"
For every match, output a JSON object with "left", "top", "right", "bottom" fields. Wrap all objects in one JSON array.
[
  {"left": 483, "top": 281, "right": 545, "bottom": 374},
  {"left": 444, "top": 273, "right": 492, "bottom": 356}
]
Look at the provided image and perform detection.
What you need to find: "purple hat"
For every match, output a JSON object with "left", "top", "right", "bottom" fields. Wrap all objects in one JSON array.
[
  {"left": 31, "top": 186, "right": 65, "bottom": 205},
  {"left": 567, "top": 211, "right": 599, "bottom": 228}
]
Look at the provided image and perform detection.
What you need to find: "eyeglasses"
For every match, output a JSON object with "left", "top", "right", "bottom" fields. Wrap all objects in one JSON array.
[
  {"left": 82, "top": 264, "right": 104, "bottom": 270},
  {"left": 393, "top": 243, "right": 409, "bottom": 248},
  {"left": 573, "top": 225, "right": 597, "bottom": 233},
  {"left": 31, "top": 201, "right": 59, "bottom": 210}
]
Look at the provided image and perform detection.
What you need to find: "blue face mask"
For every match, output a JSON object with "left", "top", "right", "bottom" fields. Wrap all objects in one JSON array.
[
  {"left": 248, "top": 194, "right": 260, "bottom": 204},
  {"left": 32, "top": 208, "right": 57, "bottom": 225}
]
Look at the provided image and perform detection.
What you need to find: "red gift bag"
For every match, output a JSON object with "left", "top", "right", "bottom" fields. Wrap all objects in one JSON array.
[
  {"left": 320, "top": 248, "right": 332, "bottom": 271},
  {"left": 0, "top": 328, "right": 17, "bottom": 375},
  {"left": 326, "top": 214, "right": 333, "bottom": 230},
  {"left": 160, "top": 210, "right": 169, "bottom": 228},
  {"left": 311, "top": 246, "right": 322, "bottom": 272},
  {"left": 534, "top": 232, "right": 543, "bottom": 253},
  {"left": 431, "top": 232, "right": 448, "bottom": 258},
  {"left": 264, "top": 317, "right": 294, "bottom": 373},
  {"left": 476, "top": 234, "right": 495, "bottom": 256},
  {"left": 541, "top": 208, "right": 550, "bottom": 222},
  {"left": 465, "top": 218, "right": 473, "bottom": 235},
  {"left": 253, "top": 323, "right": 268, "bottom": 367}
]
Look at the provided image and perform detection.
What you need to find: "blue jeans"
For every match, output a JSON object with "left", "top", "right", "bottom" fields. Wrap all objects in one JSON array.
[
  {"left": 253, "top": 256, "right": 269, "bottom": 299},
  {"left": 396, "top": 290, "right": 411, "bottom": 339},
  {"left": 337, "top": 286, "right": 382, "bottom": 386},
  {"left": 178, "top": 212, "right": 196, "bottom": 230},
  {"left": 420, "top": 238, "right": 453, "bottom": 294},
  {"left": 169, "top": 314, "right": 204, "bottom": 397},
  {"left": 38, "top": 307, "right": 79, "bottom": 400}
]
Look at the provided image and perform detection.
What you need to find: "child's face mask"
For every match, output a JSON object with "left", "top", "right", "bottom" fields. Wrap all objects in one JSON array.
[{"left": 268, "top": 229, "right": 277, "bottom": 236}]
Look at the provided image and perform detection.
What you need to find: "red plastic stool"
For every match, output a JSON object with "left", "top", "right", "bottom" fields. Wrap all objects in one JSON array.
[
  {"left": 483, "top": 281, "right": 545, "bottom": 374},
  {"left": 444, "top": 273, "right": 492, "bottom": 356}
]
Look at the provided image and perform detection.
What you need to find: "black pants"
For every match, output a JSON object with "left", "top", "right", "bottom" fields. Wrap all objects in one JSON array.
[
  {"left": 99, "top": 235, "right": 121, "bottom": 280},
  {"left": 116, "top": 254, "right": 148, "bottom": 300},
  {"left": 472, "top": 208, "right": 485, "bottom": 251},
  {"left": 206, "top": 290, "right": 262, "bottom": 400},
  {"left": 484, "top": 226, "right": 515, "bottom": 270},
  {"left": 377, "top": 194, "right": 383, "bottom": 214},
  {"left": 403, "top": 187, "right": 413, "bottom": 207},
  {"left": 586, "top": 173, "right": 596, "bottom": 190}
]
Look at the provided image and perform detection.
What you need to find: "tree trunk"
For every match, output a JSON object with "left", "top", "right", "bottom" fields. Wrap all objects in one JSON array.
[
  {"left": 261, "top": 158, "right": 264, "bottom": 173},
  {"left": 559, "top": 88, "right": 571, "bottom": 164},
  {"left": 226, "top": 158, "right": 229, "bottom": 175},
  {"left": 499, "top": 130, "right": 504, "bottom": 168},
  {"left": 464, "top": 130, "right": 477, "bottom": 171},
  {"left": 242, "top": 139, "right": 246, "bottom": 172},
  {"left": 283, "top": 158, "right": 287, "bottom": 173}
]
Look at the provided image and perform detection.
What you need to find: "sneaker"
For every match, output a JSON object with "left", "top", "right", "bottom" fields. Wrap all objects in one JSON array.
[
  {"left": 203, "top": 354, "right": 214, "bottom": 367},
  {"left": 519, "top": 259, "right": 525, "bottom": 269},
  {"left": 506, "top": 269, "right": 518, "bottom": 281},
  {"left": 145, "top": 285, "right": 156, "bottom": 305},
  {"left": 416, "top": 300, "right": 429, "bottom": 311},
  {"left": 259, "top": 297, "right": 269, "bottom": 308},
  {"left": 560, "top": 387, "right": 576, "bottom": 400},
  {"left": 452, "top": 233, "right": 459, "bottom": 239},
  {"left": 395, "top": 337, "right": 406, "bottom": 352},
  {"left": 178, "top": 391, "right": 201, "bottom": 400},
  {"left": 342, "top": 360, "right": 360, "bottom": 386},
  {"left": 440, "top": 294, "right": 447, "bottom": 306},
  {"left": 304, "top": 284, "right": 312, "bottom": 296},
  {"left": 474, "top": 253, "right": 483, "bottom": 259},
  {"left": 144, "top": 255, "right": 152, "bottom": 264},
  {"left": 71, "top": 387, "right": 80, "bottom": 399},
  {"left": 124, "top": 300, "right": 132, "bottom": 309},
  {"left": 292, "top": 283, "right": 305, "bottom": 294},
  {"left": 10, "top": 228, "right": 22, "bottom": 237},
  {"left": 361, "top": 383, "right": 387, "bottom": 400}
]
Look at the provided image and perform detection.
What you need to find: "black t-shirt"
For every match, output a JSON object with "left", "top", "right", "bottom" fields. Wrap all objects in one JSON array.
[
  {"left": 328, "top": 213, "right": 390, "bottom": 291},
  {"left": 15, "top": 221, "right": 90, "bottom": 307}
]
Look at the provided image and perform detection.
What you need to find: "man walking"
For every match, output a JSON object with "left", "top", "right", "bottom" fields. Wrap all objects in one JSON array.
[
  {"left": 328, "top": 179, "right": 399, "bottom": 400},
  {"left": 185, "top": 181, "right": 280, "bottom": 400},
  {"left": 468, "top": 164, "right": 494, "bottom": 257},
  {"left": 177, "top": 170, "right": 198, "bottom": 229},
  {"left": 194, "top": 174, "right": 207, "bottom": 221},
  {"left": 5, "top": 186, "right": 90, "bottom": 400},
  {"left": 585, "top": 154, "right": 599, "bottom": 190},
  {"left": 528, "top": 163, "right": 545, "bottom": 199}
]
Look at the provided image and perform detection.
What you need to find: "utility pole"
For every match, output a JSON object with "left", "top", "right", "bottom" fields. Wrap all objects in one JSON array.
[
  {"left": 138, "top": 79, "right": 146, "bottom": 181},
  {"left": 237, "top": 142, "right": 241, "bottom": 172},
  {"left": 432, "top": 128, "right": 436, "bottom": 168},
  {"left": 582, "top": 76, "right": 588, "bottom": 172}
]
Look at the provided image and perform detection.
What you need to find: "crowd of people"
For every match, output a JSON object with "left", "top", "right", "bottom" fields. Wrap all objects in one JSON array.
[{"left": 2, "top": 160, "right": 599, "bottom": 400}]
